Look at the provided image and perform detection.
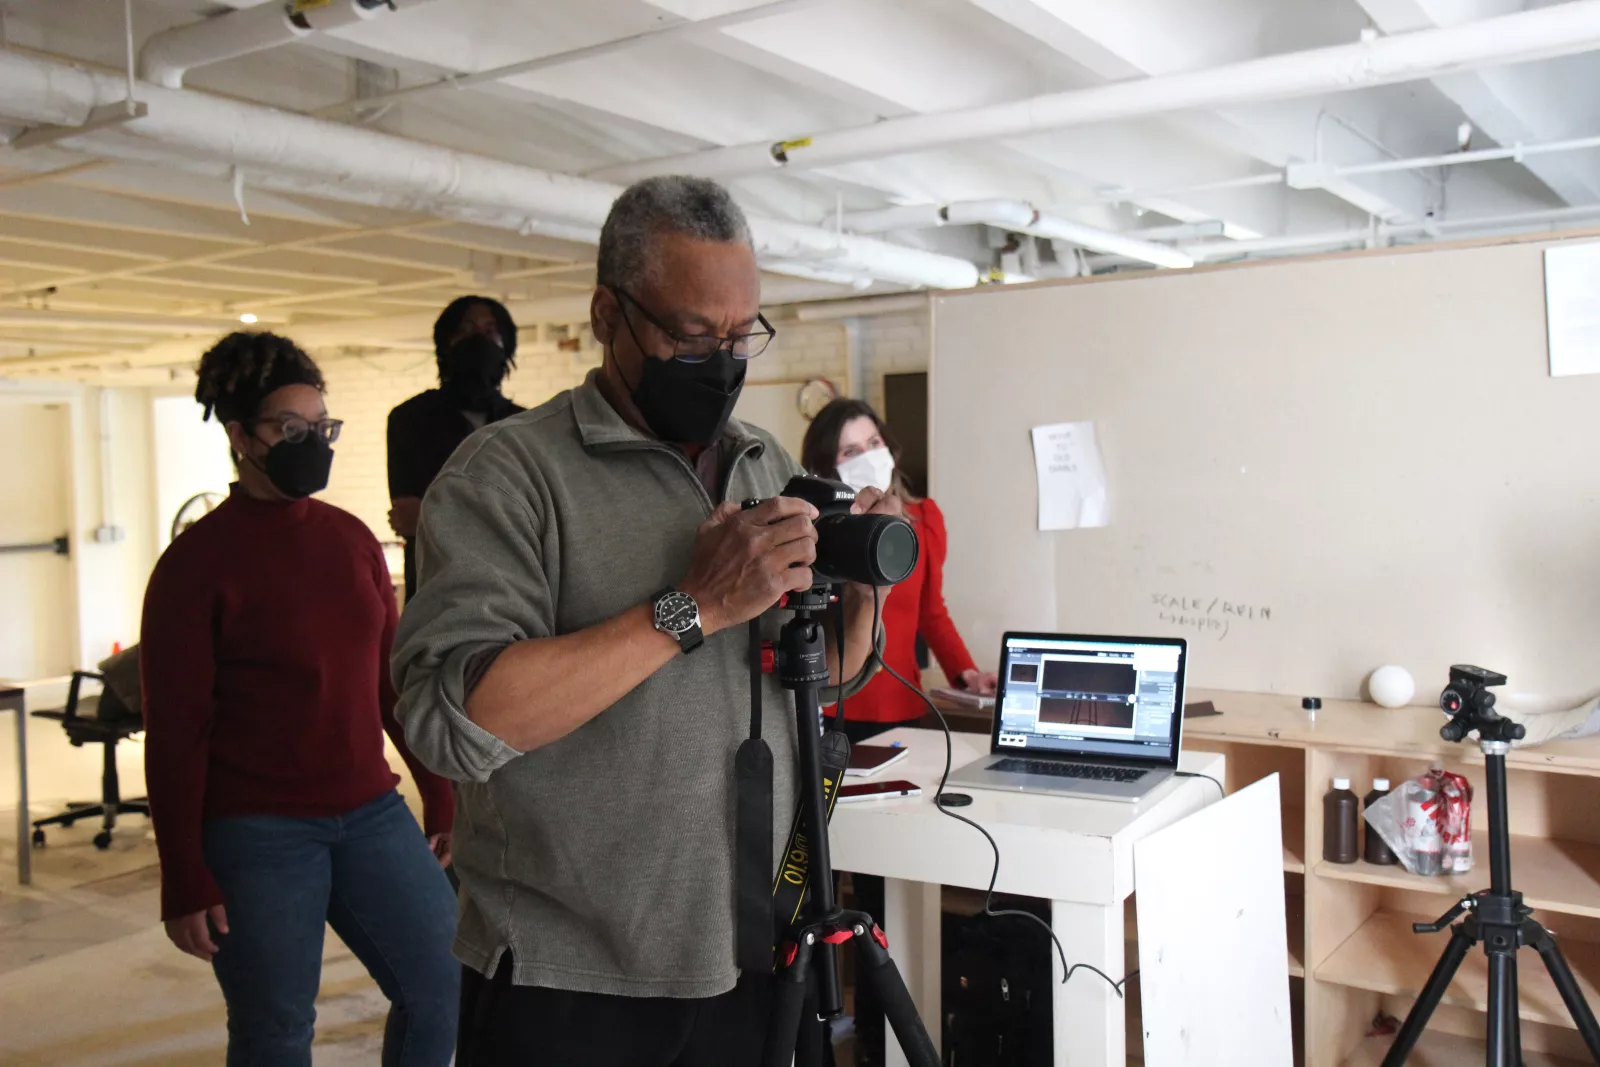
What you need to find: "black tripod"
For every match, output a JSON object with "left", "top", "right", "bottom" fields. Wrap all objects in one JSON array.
[
  {"left": 761, "top": 586, "right": 940, "bottom": 1067},
  {"left": 1383, "top": 665, "right": 1600, "bottom": 1067}
]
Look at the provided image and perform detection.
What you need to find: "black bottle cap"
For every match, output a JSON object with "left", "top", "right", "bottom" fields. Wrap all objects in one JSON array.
[{"left": 1302, "top": 697, "right": 1322, "bottom": 710}]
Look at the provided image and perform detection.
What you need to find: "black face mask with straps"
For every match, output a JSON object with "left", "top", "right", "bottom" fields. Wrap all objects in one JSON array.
[
  {"left": 440, "top": 334, "right": 510, "bottom": 414},
  {"left": 626, "top": 349, "right": 747, "bottom": 446},
  {"left": 252, "top": 435, "right": 334, "bottom": 499}
]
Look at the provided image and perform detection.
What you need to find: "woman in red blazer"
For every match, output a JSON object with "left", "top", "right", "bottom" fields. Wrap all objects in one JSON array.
[
  {"left": 803, "top": 397, "right": 997, "bottom": 1067},
  {"left": 800, "top": 397, "right": 997, "bottom": 740}
]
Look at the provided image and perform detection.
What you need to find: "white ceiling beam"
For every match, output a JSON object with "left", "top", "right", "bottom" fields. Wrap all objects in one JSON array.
[
  {"left": 0, "top": 232, "right": 167, "bottom": 263},
  {"left": 0, "top": 309, "right": 243, "bottom": 333},
  {"left": 1355, "top": 0, "right": 1600, "bottom": 205},
  {"left": 241, "top": 259, "right": 592, "bottom": 312},
  {"left": 958, "top": 0, "right": 1425, "bottom": 223},
  {"left": 0, "top": 218, "right": 439, "bottom": 299},
  {"left": 311, "top": 0, "right": 828, "bottom": 119},
  {"left": 591, "top": 0, "right": 1600, "bottom": 227},
  {"left": 0, "top": 183, "right": 258, "bottom": 243}
]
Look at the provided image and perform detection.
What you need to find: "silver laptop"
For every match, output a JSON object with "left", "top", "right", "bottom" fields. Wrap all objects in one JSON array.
[{"left": 947, "top": 632, "right": 1187, "bottom": 803}]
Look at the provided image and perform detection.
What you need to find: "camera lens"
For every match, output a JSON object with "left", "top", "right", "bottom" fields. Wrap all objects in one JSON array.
[{"left": 814, "top": 513, "right": 920, "bottom": 587}]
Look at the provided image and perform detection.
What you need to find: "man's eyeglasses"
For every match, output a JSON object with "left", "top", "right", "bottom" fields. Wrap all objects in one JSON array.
[
  {"left": 253, "top": 414, "right": 343, "bottom": 445},
  {"left": 613, "top": 287, "right": 776, "bottom": 363}
]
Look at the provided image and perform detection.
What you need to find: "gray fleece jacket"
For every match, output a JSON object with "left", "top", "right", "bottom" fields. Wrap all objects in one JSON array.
[{"left": 391, "top": 369, "right": 877, "bottom": 999}]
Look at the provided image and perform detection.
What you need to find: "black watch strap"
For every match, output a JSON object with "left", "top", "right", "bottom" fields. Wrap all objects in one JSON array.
[
  {"left": 652, "top": 587, "right": 704, "bottom": 654},
  {"left": 677, "top": 623, "right": 704, "bottom": 655}
]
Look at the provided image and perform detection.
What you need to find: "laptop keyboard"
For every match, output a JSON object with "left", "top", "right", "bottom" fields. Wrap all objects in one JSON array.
[{"left": 988, "top": 757, "right": 1148, "bottom": 784}]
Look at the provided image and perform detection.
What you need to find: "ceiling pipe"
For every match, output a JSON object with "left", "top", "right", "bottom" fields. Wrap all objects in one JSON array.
[
  {"left": 1180, "top": 202, "right": 1600, "bottom": 262},
  {"left": 943, "top": 200, "right": 1036, "bottom": 231},
  {"left": 589, "top": 0, "right": 1600, "bottom": 184},
  {"left": 838, "top": 204, "right": 946, "bottom": 235},
  {"left": 0, "top": 50, "right": 980, "bottom": 291},
  {"left": 1025, "top": 212, "right": 1195, "bottom": 270},
  {"left": 790, "top": 294, "right": 928, "bottom": 321},
  {"left": 1093, "top": 130, "right": 1600, "bottom": 206},
  {"left": 762, "top": 261, "right": 875, "bottom": 290},
  {"left": 848, "top": 198, "right": 1193, "bottom": 270},
  {"left": 139, "top": 0, "right": 413, "bottom": 89}
]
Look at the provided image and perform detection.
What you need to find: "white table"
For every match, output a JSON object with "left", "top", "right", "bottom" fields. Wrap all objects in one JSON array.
[
  {"left": 829, "top": 728, "right": 1225, "bottom": 1067},
  {"left": 1, "top": 687, "right": 26, "bottom": 886}
]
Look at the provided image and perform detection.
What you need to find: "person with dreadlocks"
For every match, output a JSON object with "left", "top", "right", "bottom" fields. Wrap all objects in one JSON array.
[
  {"left": 386, "top": 296, "right": 524, "bottom": 603},
  {"left": 140, "top": 331, "right": 460, "bottom": 1066}
]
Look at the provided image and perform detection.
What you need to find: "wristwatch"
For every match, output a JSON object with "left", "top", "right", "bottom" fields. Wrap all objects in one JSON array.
[{"left": 651, "top": 588, "right": 705, "bottom": 654}]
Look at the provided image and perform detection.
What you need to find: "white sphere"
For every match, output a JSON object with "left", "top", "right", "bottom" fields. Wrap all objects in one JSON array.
[{"left": 1369, "top": 665, "right": 1416, "bottom": 709}]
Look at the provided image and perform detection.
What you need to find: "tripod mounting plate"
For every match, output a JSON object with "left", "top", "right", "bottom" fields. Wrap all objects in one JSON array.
[{"left": 1439, "top": 664, "right": 1525, "bottom": 746}]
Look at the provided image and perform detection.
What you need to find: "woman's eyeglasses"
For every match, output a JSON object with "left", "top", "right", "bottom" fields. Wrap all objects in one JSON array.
[
  {"left": 613, "top": 287, "right": 776, "bottom": 363},
  {"left": 254, "top": 414, "right": 343, "bottom": 445}
]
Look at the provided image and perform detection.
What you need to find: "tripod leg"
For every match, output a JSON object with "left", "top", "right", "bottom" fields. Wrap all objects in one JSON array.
[
  {"left": 856, "top": 927, "right": 940, "bottom": 1067},
  {"left": 1506, "top": 961, "right": 1522, "bottom": 1067},
  {"left": 1531, "top": 927, "right": 1600, "bottom": 1062},
  {"left": 1486, "top": 952, "right": 1514, "bottom": 1067},
  {"left": 766, "top": 941, "right": 814, "bottom": 1067},
  {"left": 1382, "top": 924, "right": 1476, "bottom": 1067},
  {"left": 797, "top": 979, "right": 828, "bottom": 1067}
]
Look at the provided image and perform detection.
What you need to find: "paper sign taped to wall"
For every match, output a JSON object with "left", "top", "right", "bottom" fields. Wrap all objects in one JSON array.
[
  {"left": 1544, "top": 242, "right": 1600, "bottom": 377},
  {"left": 1030, "top": 421, "right": 1108, "bottom": 531}
]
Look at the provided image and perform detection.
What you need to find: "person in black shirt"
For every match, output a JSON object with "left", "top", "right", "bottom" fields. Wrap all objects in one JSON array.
[{"left": 388, "top": 296, "right": 525, "bottom": 603}]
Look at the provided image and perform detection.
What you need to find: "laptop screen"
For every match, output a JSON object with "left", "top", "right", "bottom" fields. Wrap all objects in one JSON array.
[{"left": 993, "top": 633, "right": 1186, "bottom": 765}]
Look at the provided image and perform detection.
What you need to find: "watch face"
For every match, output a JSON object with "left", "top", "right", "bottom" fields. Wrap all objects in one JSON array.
[{"left": 655, "top": 591, "right": 699, "bottom": 634}]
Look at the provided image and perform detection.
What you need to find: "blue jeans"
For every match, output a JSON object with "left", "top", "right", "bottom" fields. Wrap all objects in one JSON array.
[{"left": 203, "top": 790, "right": 459, "bottom": 1067}]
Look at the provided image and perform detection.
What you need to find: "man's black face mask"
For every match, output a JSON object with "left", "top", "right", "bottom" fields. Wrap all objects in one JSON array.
[
  {"left": 629, "top": 350, "right": 746, "bottom": 446},
  {"left": 440, "top": 334, "right": 509, "bottom": 413}
]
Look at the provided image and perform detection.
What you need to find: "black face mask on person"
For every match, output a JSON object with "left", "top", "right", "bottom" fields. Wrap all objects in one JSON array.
[
  {"left": 439, "top": 333, "right": 509, "bottom": 413},
  {"left": 625, "top": 350, "right": 747, "bottom": 446},
  {"left": 249, "top": 435, "right": 334, "bottom": 499}
]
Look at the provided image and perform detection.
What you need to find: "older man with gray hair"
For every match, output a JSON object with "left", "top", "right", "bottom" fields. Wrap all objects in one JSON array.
[{"left": 392, "top": 175, "right": 896, "bottom": 1065}]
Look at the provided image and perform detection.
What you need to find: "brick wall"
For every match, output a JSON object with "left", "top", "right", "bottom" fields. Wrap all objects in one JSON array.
[
  {"left": 858, "top": 310, "right": 931, "bottom": 413},
  {"left": 314, "top": 307, "right": 932, "bottom": 542},
  {"left": 753, "top": 321, "right": 849, "bottom": 386},
  {"left": 754, "top": 308, "right": 933, "bottom": 409}
]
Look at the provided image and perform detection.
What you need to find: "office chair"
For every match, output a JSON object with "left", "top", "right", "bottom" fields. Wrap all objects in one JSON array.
[{"left": 31, "top": 669, "right": 150, "bottom": 850}]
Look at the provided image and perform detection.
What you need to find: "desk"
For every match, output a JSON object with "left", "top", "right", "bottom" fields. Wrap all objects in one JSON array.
[
  {"left": 0, "top": 686, "right": 26, "bottom": 886},
  {"left": 829, "top": 728, "right": 1225, "bottom": 1067}
]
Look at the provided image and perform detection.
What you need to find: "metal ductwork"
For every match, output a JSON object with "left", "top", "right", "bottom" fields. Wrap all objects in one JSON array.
[
  {"left": 589, "top": 0, "right": 1600, "bottom": 184},
  {"left": 0, "top": 51, "right": 982, "bottom": 292},
  {"left": 139, "top": 0, "right": 414, "bottom": 89}
]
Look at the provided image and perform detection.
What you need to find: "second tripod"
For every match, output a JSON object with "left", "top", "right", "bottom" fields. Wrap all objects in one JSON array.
[
  {"left": 1383, "top": 665, "right": 1600, "bottom": 1067},
  {"left": 760, "top": 585, "right": 940, "bottom": 1067}
]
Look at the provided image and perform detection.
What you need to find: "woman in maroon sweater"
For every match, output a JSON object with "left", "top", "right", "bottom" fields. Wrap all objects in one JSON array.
[{"left": 141, "top": 332, "right": 459, "bottom": 1066}]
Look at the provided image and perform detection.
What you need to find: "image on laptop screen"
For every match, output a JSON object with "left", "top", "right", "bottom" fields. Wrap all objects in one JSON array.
[{"left": 995, "top": 635, "right": 1183, "bottom": 762}]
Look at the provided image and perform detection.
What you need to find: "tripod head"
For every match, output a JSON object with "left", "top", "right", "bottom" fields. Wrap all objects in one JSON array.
[
  {"left": 1439, "top": 664, "right": 1524, "bottom": 748},
  {"left": 773, "top": 583, "right": 838, "bottom": 693}
]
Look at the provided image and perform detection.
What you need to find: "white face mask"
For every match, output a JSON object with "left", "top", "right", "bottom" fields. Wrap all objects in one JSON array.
[{"left": 836, "top": 446, "right": 895, "bottom": 494}]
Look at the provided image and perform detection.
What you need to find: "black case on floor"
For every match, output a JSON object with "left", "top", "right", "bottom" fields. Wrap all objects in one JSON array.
[{"left": 940, "top": 901, "right": 1053, "bottom": 1067}]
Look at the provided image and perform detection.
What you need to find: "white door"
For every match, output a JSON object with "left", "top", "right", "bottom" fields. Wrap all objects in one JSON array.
[
  {"left": 0, "top": 402, "right": 74, "bottom": 681},
  {"left": 152, "top": 395, "right": 233, "bottom": 553}
]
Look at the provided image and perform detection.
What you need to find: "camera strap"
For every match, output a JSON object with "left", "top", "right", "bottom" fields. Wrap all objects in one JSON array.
[
  {"left": 734, "top": 619, "right": 775, "bottom": 974},
  {"left": 771, "top": 728, "right": 849, "bottom": 961}
]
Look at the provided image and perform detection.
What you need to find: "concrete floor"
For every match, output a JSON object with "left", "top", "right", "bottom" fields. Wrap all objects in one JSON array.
[{"left": 0, "top": 813, "right": 416, "bottom": 1067}]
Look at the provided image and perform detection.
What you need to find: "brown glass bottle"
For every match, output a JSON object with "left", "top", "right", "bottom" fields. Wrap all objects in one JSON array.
[
  {"left": 1323, "top": 777, "right": 1360, "bottom": 864},
  {"left": 1364, "top": 777, "right": 1398, "bottom": 866}
]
